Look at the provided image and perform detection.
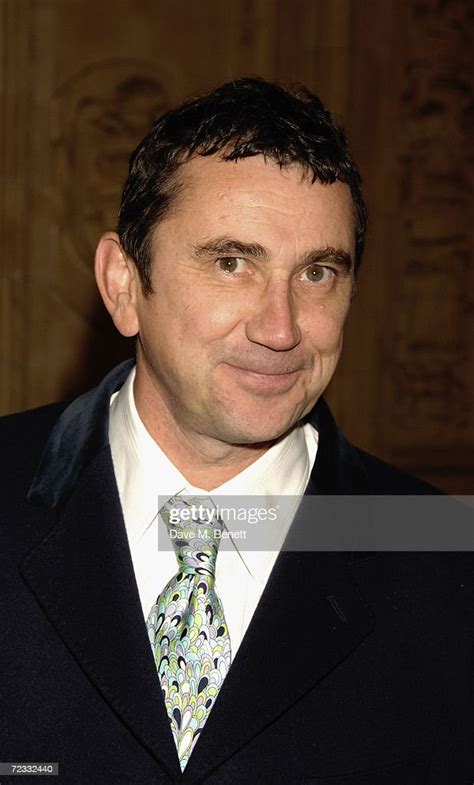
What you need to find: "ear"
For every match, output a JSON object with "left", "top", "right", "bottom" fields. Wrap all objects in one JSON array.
[{"left": 94, "top": 232, "right": 140, "bottom": 337}]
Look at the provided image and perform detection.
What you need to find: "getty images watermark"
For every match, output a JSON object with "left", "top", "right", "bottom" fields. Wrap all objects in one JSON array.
[
  {"left": 157, "top": 495, "right": 284, "bottom": 546},
  {"left": 156, "top": 494, "right": 474, "bottom": 552}
]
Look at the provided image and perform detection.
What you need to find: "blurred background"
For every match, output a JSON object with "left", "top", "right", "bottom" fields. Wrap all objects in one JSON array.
[{"left": 0, "top": 0, "right": 472, "bottom": 492}]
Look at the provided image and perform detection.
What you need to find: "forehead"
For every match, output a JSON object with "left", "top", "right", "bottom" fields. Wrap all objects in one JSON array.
[{"left": 164, "top": 154, "right": 355, "bottom": 252}]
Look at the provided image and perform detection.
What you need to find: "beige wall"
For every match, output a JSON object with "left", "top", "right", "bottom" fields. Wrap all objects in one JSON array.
[{"left": 1, "top": 0, "right": 472, "bottom": 492}]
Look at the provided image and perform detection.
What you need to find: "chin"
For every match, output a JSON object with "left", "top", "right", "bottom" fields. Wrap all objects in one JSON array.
[{"left": 213, "top": 415, "right": 299, "bottom": 447}]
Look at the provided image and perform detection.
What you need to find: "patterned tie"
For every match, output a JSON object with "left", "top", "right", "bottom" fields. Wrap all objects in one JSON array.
[{"left": 147, "top": 495, "right": 232, "bottom": 769}]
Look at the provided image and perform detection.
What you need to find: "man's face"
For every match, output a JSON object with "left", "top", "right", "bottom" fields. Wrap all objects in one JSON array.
[{"left": 133, "top": 154, "right": 355, "bottom": 446}]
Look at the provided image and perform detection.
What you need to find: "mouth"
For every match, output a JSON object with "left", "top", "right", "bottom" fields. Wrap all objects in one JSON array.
[{"left": 223, "top": 363, "right": 302, "bottom": 394}]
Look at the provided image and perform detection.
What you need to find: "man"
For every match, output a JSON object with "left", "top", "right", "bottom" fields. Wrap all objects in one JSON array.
[{"left": 1, "top": 78, "right": 472, "bottom": 784}]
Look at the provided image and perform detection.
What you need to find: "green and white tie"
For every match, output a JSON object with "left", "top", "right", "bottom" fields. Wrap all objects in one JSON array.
[{"left": 147, "top": 495, "right": 232, "bottom": 769}]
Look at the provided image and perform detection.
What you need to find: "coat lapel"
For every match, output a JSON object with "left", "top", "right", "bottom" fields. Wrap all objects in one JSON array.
[
  {"left": 184, "top": 549, "right": 375, "bottom": 782},
  {"left": 21, "top": 446, "right": 181, "bottom": 779}
]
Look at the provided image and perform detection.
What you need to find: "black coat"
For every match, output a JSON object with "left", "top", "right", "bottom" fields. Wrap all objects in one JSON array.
[{"left": 1, "top": 360, "right": 473, "bottom": 784}]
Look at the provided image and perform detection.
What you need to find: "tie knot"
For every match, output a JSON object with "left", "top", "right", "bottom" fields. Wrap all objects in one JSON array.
[{"left": 160, "top": 495, "right": 224, "bottom": 577}]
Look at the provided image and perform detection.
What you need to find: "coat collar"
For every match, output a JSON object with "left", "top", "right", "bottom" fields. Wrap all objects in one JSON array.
[
  {"left": 28, "top": 359, "right": 135, "bottom": 509},
  {"left": 23, "top": 360, "right": 374, "bottom": 782}
]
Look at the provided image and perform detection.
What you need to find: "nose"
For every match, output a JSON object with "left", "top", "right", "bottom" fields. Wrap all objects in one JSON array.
[{"left": 245, "top": 278, "right": 302, "bottom": 351}]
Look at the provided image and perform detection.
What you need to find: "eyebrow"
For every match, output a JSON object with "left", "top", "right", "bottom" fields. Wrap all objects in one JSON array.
[
  {"left": 300, "top": 247, "right": 353, "bottom": 274},
  {"left": 193, "top": 237, "right": 268, "bottom": 260},
  {"left": 192, "top": 236, "right": 353, "bottom": 274}
]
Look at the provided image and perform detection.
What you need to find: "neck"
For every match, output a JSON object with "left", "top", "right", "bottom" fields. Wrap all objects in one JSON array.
[{"left": 133, "top": 369, "right": 272, "bottom": 491}]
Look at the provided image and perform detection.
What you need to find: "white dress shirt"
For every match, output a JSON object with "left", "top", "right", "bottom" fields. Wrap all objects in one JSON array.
[{"left": 109, "top": 367, "right": 318, "bottom": 658}]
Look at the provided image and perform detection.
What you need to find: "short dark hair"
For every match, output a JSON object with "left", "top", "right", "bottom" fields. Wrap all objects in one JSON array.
[{"left": 117, "top": 77, "right": 367, "bottom": 294}]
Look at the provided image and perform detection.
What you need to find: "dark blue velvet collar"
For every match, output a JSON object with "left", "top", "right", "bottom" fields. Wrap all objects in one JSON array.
[
  {"left": 27, "top": 359, "right": 135, "bottom": 509},
  {"left": 27, "top": 357, "right": 367, "bottom": 510}
]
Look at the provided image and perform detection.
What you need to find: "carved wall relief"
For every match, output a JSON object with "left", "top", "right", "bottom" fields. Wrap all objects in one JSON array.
[{"left": 54, "top": 59, "right": 170, "bottom": 266}]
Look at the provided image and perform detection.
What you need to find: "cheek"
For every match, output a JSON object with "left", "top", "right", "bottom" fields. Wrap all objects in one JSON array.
[
  {"left": 302, "top": 308, "right": 346, "bottom": 353},
  {"left": 206, "top": 298, "right": 245, "bottom": 330},
  {"left": 180, "top": 288, "right": 246, "bottom": 342},
  {"left": 139, "top": 293, "right": 246, "bottom": 361}
]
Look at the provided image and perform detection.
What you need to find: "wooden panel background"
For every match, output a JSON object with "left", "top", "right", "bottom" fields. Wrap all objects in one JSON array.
[{"left": 1, "top": 0, "right": 472, "bottom": 492}]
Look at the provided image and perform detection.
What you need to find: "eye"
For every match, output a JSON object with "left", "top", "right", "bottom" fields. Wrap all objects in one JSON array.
[
  {"left": 216, "top": 257, "right": 246, "bottom": 274},
  {"left": 301, "top": 264, "right": 335, "bottom": 285}
]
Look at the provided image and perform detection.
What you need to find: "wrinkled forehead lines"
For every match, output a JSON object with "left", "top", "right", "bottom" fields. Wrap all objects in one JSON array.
[
  {"left": 179, "top": 154, "right": 327, "bottom": 202},
  {"left": 157, "top": 154, "right": 356, "bottom": 252}
]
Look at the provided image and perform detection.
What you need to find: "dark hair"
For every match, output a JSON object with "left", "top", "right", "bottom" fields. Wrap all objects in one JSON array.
[{"left": 117, "top": 77, "right": 367, "bottom": 294}]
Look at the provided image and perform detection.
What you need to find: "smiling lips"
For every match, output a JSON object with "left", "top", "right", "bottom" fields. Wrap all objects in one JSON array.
[{"left": 224, "top": 363, "right": 303, "bottom": 393}]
